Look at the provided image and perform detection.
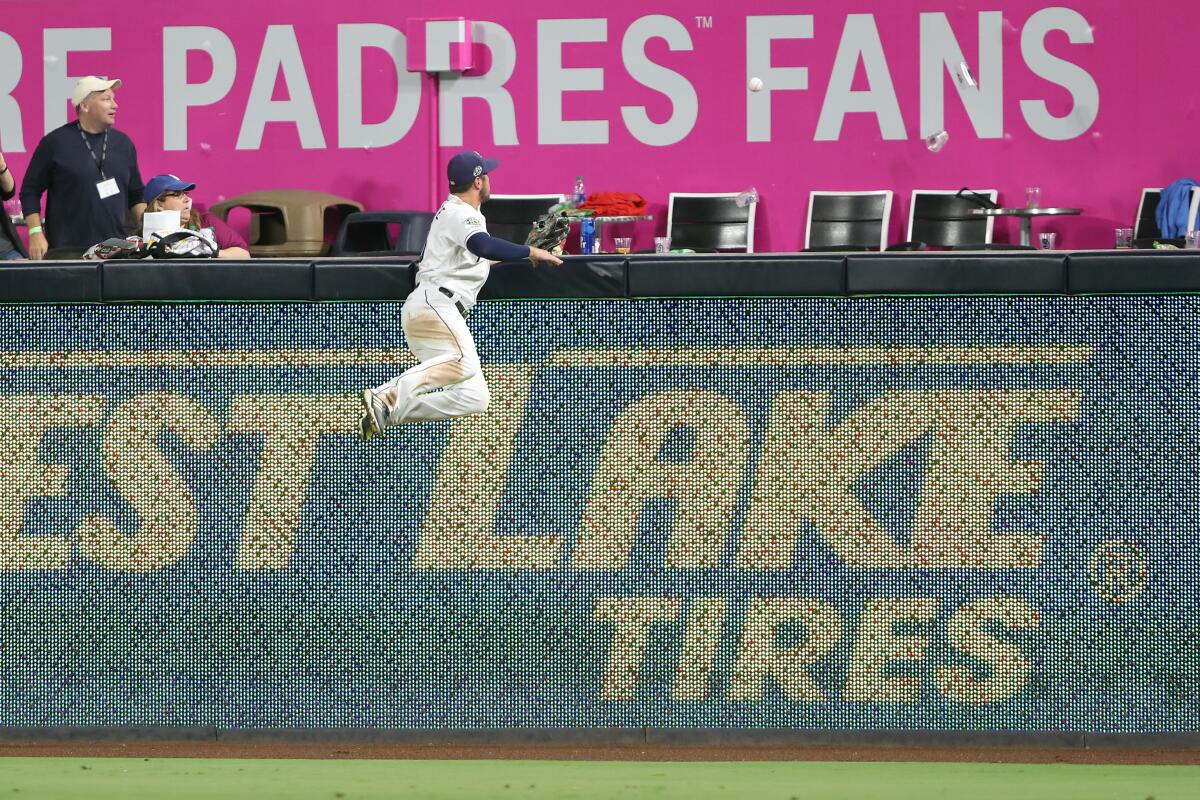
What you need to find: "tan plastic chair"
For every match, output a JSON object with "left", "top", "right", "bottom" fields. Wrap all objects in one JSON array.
[{"left": 208, "top": 190, "right": 363, "bottom": 258}]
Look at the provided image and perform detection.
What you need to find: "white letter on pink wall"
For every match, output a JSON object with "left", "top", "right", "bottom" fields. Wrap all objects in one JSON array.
[
  {"left": 919, "top": 12, "right": 1003, "bottom": 139},
  {"left": 0, "top": 32, "right": 23, "bottom": 151},
  {"left": 746, "top": 15, "right": 812, "bottom": 143},
  {"left": 1020, "top": 8, "right": 1099, "bottom": 141},
  {"left": 337, "top": 24, "right": 422, "bottom": 149},
  {"left": 816, "top": 14, "right": 906, "bottom": 141},
  {"left": 621, "top": 15, "right": 697, "bottom": 147},
  {"left": 236, "top": 25, "right": 326, "bottom": 150},
  {"left": 43, "top": 28, "right": 111, "bottom": 134},
  {"left": 440, "top": 22, "right": 518, "bottom": 147},
  {"left": 537, "top": 19, "right": 608, "bottom": 145},
  {"left": 162, "top": 27, "right": 236, "bottom": 152}
]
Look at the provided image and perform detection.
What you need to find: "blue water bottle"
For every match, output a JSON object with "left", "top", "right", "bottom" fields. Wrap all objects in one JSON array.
[{"left": 580, "top": 218, "right": 596, "bottom": 255}]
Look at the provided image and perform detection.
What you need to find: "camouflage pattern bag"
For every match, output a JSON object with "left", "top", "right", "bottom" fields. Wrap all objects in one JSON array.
[
  {"left": 81, "top": 237, "right": 152, "bottom": 260},
  {"left": 525, "top": 212, "right": 572, "bottom": 255}
]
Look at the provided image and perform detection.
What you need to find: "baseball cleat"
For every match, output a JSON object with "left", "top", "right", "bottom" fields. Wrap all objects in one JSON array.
[
  {"left": 359, "top": 388, "right": 387, "bottom": 441},
  {"left": 358, "top": 412, "right": 377, "bottom": 442}
]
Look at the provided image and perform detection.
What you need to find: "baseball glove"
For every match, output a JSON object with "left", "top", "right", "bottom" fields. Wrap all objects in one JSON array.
[{"left": 525, "top": 212, "right": 572, "bottom": 255}]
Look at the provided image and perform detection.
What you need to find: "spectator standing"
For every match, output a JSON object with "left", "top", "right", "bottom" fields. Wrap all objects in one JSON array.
[
  {"left": 143, "top": 174, "right": 250, "bottom": 259},
  {"left": 20, "top": 76, "right": 145, "bottom": 259},
  {"left": 0, "top": 149, "right": 27, "bottom": 260}
]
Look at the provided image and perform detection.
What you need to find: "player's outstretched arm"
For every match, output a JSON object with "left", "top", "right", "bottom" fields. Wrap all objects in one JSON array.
[
  {"left": 528, "top": 246, "right": 563, "bottom": 266},
  {"left": 467, "top": 231, "right": 562, "bottom": 266}
]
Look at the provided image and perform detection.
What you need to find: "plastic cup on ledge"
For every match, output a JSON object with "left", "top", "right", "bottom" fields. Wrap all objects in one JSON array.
[
  {"left": 613, "top": 237, "right": 632, "bottom": 255},
  {"left": 1038, "top": 231, "right": 1057, "bottom": 250},
  {"left": 1114, "top": 227, "right": 1134, "bottom": 249},
  {"left": 655, "top": 236, "right": 671, "bottom": 254},
  {"left": 1186, "top": 230, "right": 1200, "bottom": 250},
  {"left": 1025, "top": 186, "right": 1042, "bottom": 208}
]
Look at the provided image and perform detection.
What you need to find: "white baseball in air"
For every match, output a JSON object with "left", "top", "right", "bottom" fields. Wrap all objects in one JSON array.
[{"left": 748, "top": 77, "right": 764, "bottom": 92}]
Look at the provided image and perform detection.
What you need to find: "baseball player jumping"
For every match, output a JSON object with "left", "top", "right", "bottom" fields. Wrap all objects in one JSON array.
[{"left": 359, "top": 150, "right": 563, "bottom": 440}]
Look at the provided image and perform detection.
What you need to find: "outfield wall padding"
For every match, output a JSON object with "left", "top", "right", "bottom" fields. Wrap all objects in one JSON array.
[
  {"left": 478, "top": 255, "right": 628, "bottom": 300},
  {"left": 845, "top": 253, "right": 1068, "bottom": 295},
  {"left": 6, "top": 251, "right": 1200, "bottom": 303},
  {"left": 0, "top": 262, "right": 101, "bottom": 303},
  {"left": 100, "top": 259, "right": 315, "bottom": 302},
  {"left": 312, "top": 260, "right": 414, "bottom": 302},
  {"left": 626, "top": 255, "right": 845, "bottom": 297},
  {"left": 1066, "top": 251, "right": 1200, "bottom": 293}
]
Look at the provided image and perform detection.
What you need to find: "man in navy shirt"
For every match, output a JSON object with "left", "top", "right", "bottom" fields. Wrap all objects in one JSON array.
[{"left": 20, "top": 76, "right": 145, "bottom": 259}]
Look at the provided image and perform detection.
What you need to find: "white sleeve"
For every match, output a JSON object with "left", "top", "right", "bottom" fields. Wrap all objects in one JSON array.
[{"left": 451, "top": 207, "right": 488, "bottom": 247}]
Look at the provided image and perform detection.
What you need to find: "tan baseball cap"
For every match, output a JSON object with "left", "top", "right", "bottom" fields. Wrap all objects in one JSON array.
[{"left": 71, "top": 76, "right": 121, "bottom": 107}]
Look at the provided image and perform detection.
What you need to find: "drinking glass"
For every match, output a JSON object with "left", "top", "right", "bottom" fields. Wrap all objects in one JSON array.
[
  {"left": 1038, "top": 231, "right": 1057, "bottom": 250},
  {"left": 613, "top": 237, "right": 632, "bottom": 255},
  {"left": 654, "top": 236, "right": 671, "bottom": 254},
  {"left": 1186, "top": 230, "right": 1200, "bottom": 250},
  {"left": 1025, "top": 187, "right": 1042, "bottom": 208},
  {"left": 1114, "top": 227, "right": 1134, "bottom": 249}
]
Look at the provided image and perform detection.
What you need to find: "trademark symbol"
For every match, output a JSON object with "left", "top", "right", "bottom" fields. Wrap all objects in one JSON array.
[
  {"left": 1088, "top": 539, "right": 1148, "bottom": 602},
  {"left": 695, "top": 16, "right": 713, "bottom": 29}
]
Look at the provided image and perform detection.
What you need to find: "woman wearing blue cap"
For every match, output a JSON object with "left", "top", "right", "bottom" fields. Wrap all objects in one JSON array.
[{"left": 143, "top": 174, "right": 250, "bottom": 259}]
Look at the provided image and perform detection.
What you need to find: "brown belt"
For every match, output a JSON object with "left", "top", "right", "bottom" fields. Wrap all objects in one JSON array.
[{"left": 438, "top": 286, "right": 468, "bottom": 317}]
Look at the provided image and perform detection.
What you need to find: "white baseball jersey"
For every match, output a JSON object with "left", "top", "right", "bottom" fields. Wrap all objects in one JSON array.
[{"left": 415, "top": 194, "right": 490, "bottom": 307}]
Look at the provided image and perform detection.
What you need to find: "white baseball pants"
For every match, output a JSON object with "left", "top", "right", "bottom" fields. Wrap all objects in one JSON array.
[{"left": 372, "top": 285, "right": 490, "bottom": 424}]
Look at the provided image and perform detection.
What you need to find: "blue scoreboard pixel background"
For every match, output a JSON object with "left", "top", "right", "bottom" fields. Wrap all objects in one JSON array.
[{"left": 0, "top": 296, "right": 1196, "bottom": 733}]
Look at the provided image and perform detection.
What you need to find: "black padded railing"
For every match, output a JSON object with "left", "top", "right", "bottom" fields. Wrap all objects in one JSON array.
[{"left": 2, "top": 250, "right": 1199, "bottom": 303}]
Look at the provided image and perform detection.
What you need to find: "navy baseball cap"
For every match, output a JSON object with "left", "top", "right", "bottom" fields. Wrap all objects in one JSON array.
[
  {"left": 447, "top": 150, "right": 499, "bottom": 185},
  {"left": 144, "top": 174, "right": 196, "bottom": 204}
]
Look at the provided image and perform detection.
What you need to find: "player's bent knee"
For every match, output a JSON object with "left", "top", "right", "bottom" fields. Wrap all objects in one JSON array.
[{"left": 462, "top": 382, "right": 490, "bottom": 415}]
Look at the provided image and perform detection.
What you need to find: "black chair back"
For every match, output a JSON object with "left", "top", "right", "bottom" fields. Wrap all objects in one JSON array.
[
  {"left": 668, "top": 195, "right": 753, "bottom": 252},
  {"left": 807, "top": 192, "right": 890, "bottom": 250},
  {"left": 331, "top": 211, "right": 435, "bottom": 256},
  {"left": 481, "top": 196, "right": 562, "bottom": 244},
  {"left": 909, "top": 191, "right": 995, "bottom": 248},
  {"left": 1134, "top": 189, "right": 1163, "bottom": 241}
]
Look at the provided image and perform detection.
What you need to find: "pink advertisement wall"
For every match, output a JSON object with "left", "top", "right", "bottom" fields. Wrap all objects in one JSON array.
[{"left": 1, "top": 1, "right": 1196, "bottom": 251}]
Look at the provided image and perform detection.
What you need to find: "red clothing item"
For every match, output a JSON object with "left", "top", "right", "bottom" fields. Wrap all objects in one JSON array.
[
  {"left": 579, "top": 192, "right": 647, "bottom": 217},
  {"left": 195, "top": 210, "right": 248, "bottom": 252}
]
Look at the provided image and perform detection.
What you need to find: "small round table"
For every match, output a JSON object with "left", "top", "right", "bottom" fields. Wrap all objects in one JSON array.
[
  {"left": 568, "top": 214, "right": 654, "bottom": 251},
  {"left": 969, "top": 207, "right": 1082, "bottom": 247}
]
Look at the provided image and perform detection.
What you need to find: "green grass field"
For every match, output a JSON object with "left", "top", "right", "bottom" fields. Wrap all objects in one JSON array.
[{"left": 1, "top": 757, "right": 1196, "bottom": 800}]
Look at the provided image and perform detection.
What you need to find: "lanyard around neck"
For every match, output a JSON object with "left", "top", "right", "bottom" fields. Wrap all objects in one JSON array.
[{"left": 78, "top": 123, "right": 109, "bottom": 180}]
